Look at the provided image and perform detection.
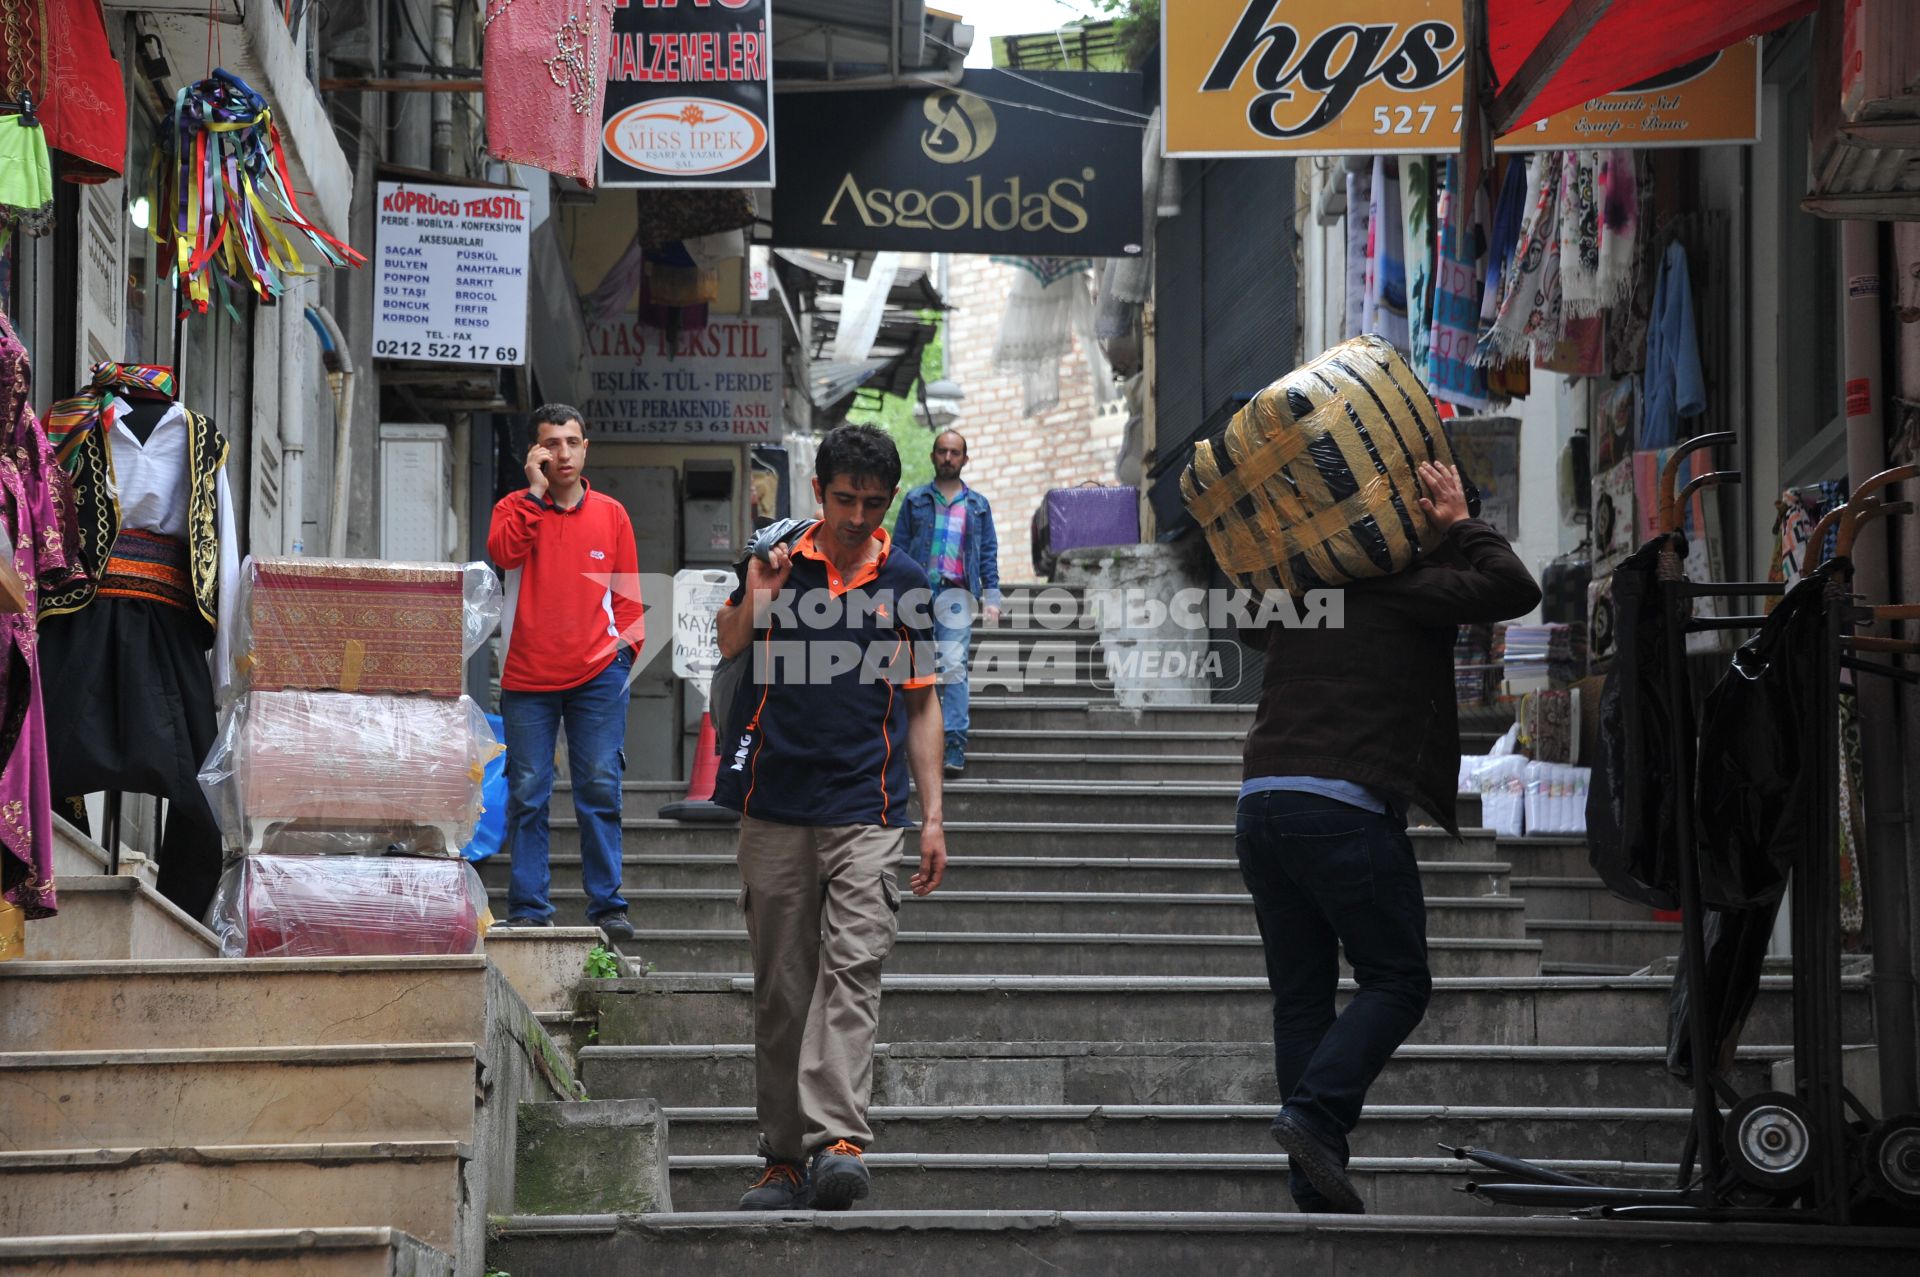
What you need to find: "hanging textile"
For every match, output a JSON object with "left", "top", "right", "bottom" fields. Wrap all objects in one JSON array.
[
  {"left": 0, "top": 111, "right": 54, "bottom": 240},
  {"left": 0, "top": 0, "right": 126, "bottom": 181},
  {"left": 482, "top": 0, "right": 615, "bottom": 185},
  {"left": 1105, "top": 107, "right": 1164, "bottom": 308},
  {"left": 1430, "top": 159, "right": 1489, "bottom": 410},
  {"left": 1343, "top": 164, "right": 1372, "bottom": 341},
  {"left": 1558, "top": 151, "right": 1634, "bottom": 318},
  {"left": 1837, "top": 691, "right": 1866, "bottom": 946},
  {"left": 1480, "top": 158, "right": 1531, "bottom": 328},
  {"left": 991, "top": 258, "right": 1094, "bottom": 417},
  {"left": 1535, "top": 313, "right": 1605, "bottom": 377},
  {"left": 150, "top": 71, "right": 363, "bottom": 317},
  {"left": 1640, "top": 240, "right": 1706, "bottom": 449},
  {"left": 1607, "top": 154, "right": 1656, "bottom": 378},
  {"left": 1400, "top": 155, "right": 1435, "bottom": 368},
  {"left": 0, "top": 309, "right": 83, "bottom": 922},
  {"left": 1477, "top": 152, "right": 1564, "bottom": 366},
  {"left": 1364, "top": 156, "right": 1410, "bottom": 354}
]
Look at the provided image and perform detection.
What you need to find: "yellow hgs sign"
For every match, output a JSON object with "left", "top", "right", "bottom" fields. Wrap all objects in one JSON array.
[{"left": 1163, "top": 0, "right": 1759, "bottom": 157}]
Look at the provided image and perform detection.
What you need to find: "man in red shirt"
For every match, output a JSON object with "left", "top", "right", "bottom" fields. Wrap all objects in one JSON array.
[{"left": 487, "top": 404, "right": 645, "bottom": 941}]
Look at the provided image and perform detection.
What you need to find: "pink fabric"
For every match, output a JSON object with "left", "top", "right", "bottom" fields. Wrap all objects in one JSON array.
[
  {"left": 0, "top": 310, "right": 85, "bottom": 918},
  {"left": 483, "top": 0, "right": 615, "bottom": 186}
]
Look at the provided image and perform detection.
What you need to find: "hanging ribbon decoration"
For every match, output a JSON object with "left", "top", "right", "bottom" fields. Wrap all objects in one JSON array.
[{"left": 149, "top": 68, "right": 364, "bottom": 318}]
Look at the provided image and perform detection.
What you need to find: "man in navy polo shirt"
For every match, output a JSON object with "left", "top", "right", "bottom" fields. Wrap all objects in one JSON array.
[{"left": 713, "top": 424, "right": 948, "bottom": 1213}]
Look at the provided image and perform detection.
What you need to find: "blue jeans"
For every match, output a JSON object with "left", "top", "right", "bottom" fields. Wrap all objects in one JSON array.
[
  {"left": 932, "top": 586, "right": 973, "bottom": 768},
  {"left": 1234, "top": 790, "right": 1432, "bottom": 1211},
  {"left": 501, "top": 650, "right": 632, "bottom": 922}
]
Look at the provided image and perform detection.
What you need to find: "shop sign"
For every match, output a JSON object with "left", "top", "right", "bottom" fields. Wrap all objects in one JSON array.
[
  {"left": 581, "top": 316, "right": 782, "bottom": 441},
  {"left": 672, "top": 567, "right": 738, "bottom": 694},
  {"left": 373, "top": 181, "right": 530, "bottom": 365},
  {"left": 771, "top": 70, "right": 1147, "bottom": 257},
  {"left": 601, "top": 0, "right": 774, "bottom": 187},
  {"left": 1162, "top": 0, "right": 1759, "bottom": 156}
]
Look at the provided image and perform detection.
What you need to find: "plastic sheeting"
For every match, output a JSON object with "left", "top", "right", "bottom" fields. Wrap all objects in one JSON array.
[
  {"left": 199, "top": 691, "right": 501, "bottom": 855},
  {"left": 206, "top": 854, "right": 491, "bottom": 958},
  {"left": 232, "top": 557, "right": 500, "bottom": 699}
]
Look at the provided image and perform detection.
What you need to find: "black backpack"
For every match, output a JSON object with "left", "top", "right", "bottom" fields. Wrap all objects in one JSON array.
[{"left": 709, "top": 518, "right": 817, "bottom": 758}]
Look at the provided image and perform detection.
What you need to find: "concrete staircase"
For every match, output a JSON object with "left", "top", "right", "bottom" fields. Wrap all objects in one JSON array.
[
  {"left": 1, "top": 817, "right": 594, "bottom": 1275},
  {"left": 485, "top": 588, "right": 1917, "bottom": 1272}
]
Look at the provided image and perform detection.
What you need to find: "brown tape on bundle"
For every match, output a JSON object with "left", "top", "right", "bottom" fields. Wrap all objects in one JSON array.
[
  {"left": 340, "top": 640, "right": 366, "bottom": 693},
  {"left": 1181, "top": 335, "right": 1461, "bottom": 593}
]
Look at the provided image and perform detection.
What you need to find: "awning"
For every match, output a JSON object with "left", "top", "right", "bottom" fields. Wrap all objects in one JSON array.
[{"left": 1489, "top": 0, "right": 1816, "bottom": 133}]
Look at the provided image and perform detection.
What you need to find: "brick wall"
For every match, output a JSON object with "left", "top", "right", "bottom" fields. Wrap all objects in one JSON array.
[{"left": 941, "top": 255, "right": 1126, "bottom": 587}]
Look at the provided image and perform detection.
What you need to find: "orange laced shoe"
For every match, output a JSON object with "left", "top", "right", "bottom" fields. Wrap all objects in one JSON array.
[
  {"left": 809, "top": 1139, "right": 871, "bottom": 1211},
  {"left": 737, "top": 1160, "right": 811, "bottom": 1211}
]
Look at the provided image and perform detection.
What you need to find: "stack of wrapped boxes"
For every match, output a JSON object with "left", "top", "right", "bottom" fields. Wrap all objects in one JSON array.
[{"left": 197, "top": 557, "right": 503, "bottom": 958}]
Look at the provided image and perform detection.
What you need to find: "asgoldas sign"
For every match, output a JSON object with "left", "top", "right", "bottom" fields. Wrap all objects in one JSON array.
[
  {"left": 1164, "top": 0, "right": 1759, "bottom": 157},
  {"left": 772, "top": 70, "right": 1146, "bottom": 257}
]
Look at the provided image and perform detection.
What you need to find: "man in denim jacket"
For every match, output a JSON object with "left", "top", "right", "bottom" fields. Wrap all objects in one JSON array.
[{"left": 892, "top": 431, "right": 1002, "bottom": 776}]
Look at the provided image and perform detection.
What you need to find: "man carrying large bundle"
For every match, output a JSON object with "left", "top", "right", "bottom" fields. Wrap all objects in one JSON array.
[{"left": 1187, "top": 338, "right": 1539, "bottom": 1213}]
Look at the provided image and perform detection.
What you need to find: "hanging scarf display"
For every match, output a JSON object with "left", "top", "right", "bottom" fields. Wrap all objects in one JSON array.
[
  {"left": 1480, "top": 159, "right": 1530, "bottom": 327},
  {"left": 991, "top": 258, "right": 1094, "bottom": 418},
  {"left": 0, "top": 0, "right": 126, "bottom": 182},
  {"left": 150, "top": 70, "right": 363, "bottom": 318},
  {"left": 1364, "top": 156, "right": 1410, "bottom": 355},
  {"left": 1430, "top": 159, "right": 1489, "bottom": 411},
  {"left": 1343, "top": 164, "right": 1372, "bottom": 341},
  {"left": 482, "top": 0, "right": 615, "bottom": 185},
  {"left": 1476, "top": 152, "right": 1564, "bottom": 366},
  {"left": 1401, "top": 155, "right": 1435, "bottom": 368}
]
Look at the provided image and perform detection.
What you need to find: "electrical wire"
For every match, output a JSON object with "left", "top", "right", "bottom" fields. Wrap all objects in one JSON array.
[
  {"left": 901, "top": 73, "right": 1145, "bottom": 128},
  {"left": 926, "top": 30, "right": 1153, "bottom": 120}
]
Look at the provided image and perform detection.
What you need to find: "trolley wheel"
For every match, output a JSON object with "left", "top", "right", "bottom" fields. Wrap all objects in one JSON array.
[
  {"left": 1723, "top": 1092, "right": 1816, "bottom": 1192},
  {"left": 1864, "top": 1115, "right": 1920, "bottom": 1211}
]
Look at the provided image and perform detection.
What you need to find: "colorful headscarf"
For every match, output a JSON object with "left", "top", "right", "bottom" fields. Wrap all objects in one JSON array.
[{"left": 44, "top": 362, "right": 177, "bottom": 469}]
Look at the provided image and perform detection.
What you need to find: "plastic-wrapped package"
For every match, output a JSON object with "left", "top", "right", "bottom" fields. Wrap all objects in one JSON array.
[
  {"left": 1181, "top": 334, "right": 1483, "bottom": 593},
  {"left": 231, "top": 556, "right": 501, "bottom": 698},
  {"left": 1523, "top": 761, "right": 1591, "bottom": 836},
  {"left": 1472, "top": 754, "right": 1529, "bottom": 838},
  {"left": 200, "top": 692, "right": 501, "bottom": 854},
  {"left": 206, "top": 854, "right": 492, "bottom": 958}
]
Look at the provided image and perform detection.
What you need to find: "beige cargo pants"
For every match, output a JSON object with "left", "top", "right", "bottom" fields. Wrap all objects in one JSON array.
[{"left": 736, "top": 814, "right": 903, "bottom": 1162}]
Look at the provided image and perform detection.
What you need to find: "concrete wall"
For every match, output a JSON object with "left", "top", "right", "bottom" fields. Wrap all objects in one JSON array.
[{"left": 943, "top": 255, "right": 1123, "bottom": 587}]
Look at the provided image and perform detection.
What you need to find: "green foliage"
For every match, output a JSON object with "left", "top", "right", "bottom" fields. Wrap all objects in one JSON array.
[
  {"left": 1093, "top": 0, "right": 1161, "bottom": 67},
  {"left": 583, "top": 944, "right": 621, "bottom": 980}
]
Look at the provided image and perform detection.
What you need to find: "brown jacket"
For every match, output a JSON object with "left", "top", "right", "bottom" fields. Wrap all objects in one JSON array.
[{"left": 1240, "top": 518, "right": 1541, "bottom": 835}]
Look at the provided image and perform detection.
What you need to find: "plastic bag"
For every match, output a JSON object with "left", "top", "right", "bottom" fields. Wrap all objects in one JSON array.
[
  {"left": 230, "top": 556, "right": 501, "bottom": 698},
  {"left": 459, "top": 713, "right": 510, "bottom": 862},
  {"left": 200, "top": 691, "right": 501, "bottom": 854},
  {"left": 205, "top": 854, "right": 492, "bottom": 958},
  {"left": 1523, "top": 761, "right": 1590, "bottom": 836}
]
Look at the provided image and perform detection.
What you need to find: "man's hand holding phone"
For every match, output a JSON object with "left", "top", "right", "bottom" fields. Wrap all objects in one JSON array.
[{"left": 525, "top": 444, "right": 554, "bottom": 500}]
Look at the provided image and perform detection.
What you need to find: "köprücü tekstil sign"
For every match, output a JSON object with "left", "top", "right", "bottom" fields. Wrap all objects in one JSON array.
[{"left": 372, "top": 181, "right": 530, "bottom": 365}]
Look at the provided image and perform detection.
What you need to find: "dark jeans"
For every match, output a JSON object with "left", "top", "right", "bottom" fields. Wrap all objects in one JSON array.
[
  {"left": 1234, "top": 790, "right": 1433, "bottom": 1209},
  {"left": 501, "top": 650, "right": 632, "bottom": 922}
]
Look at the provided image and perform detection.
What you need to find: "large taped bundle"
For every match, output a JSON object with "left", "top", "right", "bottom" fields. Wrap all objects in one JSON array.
[
  {"left": 232, "top": 557, "right": 501, "bottom": 699},
  {"left": 199, "top": 691, "right": 501, "bottom": 855},
  {"left": 1180, "top": 335, "right": 1475, "bottom": 593},
  {"left": 206, "top": 854, "right": 491, "bottom": 958}
]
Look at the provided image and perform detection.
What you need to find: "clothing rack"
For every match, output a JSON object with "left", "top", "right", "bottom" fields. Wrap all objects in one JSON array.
[
  {"left": 0, "top": 92, "right": 38, "bottom": 123},
  {"left": 1445, "top": 435, "right": 1920, "bottom": 1222}
]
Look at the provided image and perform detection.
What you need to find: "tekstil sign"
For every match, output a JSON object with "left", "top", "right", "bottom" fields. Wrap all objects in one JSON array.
[
  {"left": 601, "top": 0, "right": 773, "bottom": 187},
  {"left": 581, "top": 316, "right": 781, "bottom": 442},
  {"left": 772, "top": 70, "right": 1147, "bottom": 257},
  {"left": 373, "top": 181, "right": 530, "bottom": 364},
  {"left": 1162, "top": 0, "right": 1759, "bottom": 156}
]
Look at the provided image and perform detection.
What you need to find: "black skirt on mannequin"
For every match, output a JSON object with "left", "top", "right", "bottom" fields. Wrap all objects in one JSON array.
[{"left": 41, "top": 598, "right": 223, "bottom": 921}]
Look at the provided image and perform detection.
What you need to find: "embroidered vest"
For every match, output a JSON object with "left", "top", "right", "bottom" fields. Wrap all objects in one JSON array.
[{"left": 42, "top": 408, "right": 227, "bottom": 640}]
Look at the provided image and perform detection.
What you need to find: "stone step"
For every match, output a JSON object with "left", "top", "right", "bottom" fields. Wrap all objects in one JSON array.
[
  {"left": 1492, "top": 837, "right": 1597, "bottom": 878},
  {"left": 664, "top": 1152, "right": 1674, "bottom": 1215},
  {"left": 962, "top": 753, "right": 1242, "bottom": 782},
  {"left": 1528, "top": 921, "right": 1683, "bottom": 972},
  {"left": 0, "top": 957, "right": 490, "bottom": 1052},
  {"left": 0, "top": 1143, "right": 464, "bottom": 1249},
  {"left": 543, "top": 818, "right": 1502, "bottom": 862},
  {"left": 22, "top": 876, "right": 219, "bottom": 962},
  {"left": 0, "top": 1228, "right": 453, "bottom": 1276},
  {"left": 628, "top": 931, "right": 1544, "bottom": 980},
  {"left": 531, "top": 889, "right": 1530, "bottom": 940},
  {"left": 485, "top": 1211, "right": 1920, "bottom": 1276},
  {"left": 582, "top": 974, "right": 1868, "bottom": 1050},
  {"left": 966, "top": 728, "right": 1247, "bottom": 756},
  {"left": 1512, "top": 877, "right": 1667, "bottom": 923},
  {"left": 0, "top": 1044, "right": 476, "bottom": 1151},
  {"left": 480, "top": 927, "right": 603, "bottom": 1016},
  {"left": 478, "top": 852, "right": 1511, "bottom": 899},
  {"left": 580, "top": 1041, "right": 1787, "bottom": 1110},
  {"left": 662, "top": 1102, "right": 1688, "bottom": 1163},
  {"left": 970, "top": 699, "right": 1255, "bottom": 732}
]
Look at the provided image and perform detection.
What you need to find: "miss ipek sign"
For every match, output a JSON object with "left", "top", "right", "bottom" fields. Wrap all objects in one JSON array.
[
  {"left": 772, "top": 70, "right": 1147, "bottom": 257},
  {"left": 601, "top": 0, "right": 774, "bottom": 187},
  {"left": 1162, "top": 0, "right": 1758, "bottom": 157}
]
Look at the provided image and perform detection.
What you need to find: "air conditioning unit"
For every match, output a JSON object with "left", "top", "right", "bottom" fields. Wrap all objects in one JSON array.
[{"left": 1806, "top": 0, "right": 1920, "bottom": 218}]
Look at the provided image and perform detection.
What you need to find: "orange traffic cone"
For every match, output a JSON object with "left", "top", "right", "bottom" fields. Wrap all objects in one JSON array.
[{"left": 660, "top": 709, "right": 737, "bottom": 823}]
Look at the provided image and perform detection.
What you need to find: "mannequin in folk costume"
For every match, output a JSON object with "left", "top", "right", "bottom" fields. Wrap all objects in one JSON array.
[{"left": 41, "top": 363, "right": 237, "bottom": 921}]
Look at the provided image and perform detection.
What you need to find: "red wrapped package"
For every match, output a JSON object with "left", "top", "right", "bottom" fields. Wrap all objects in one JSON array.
[{"left": 207, "top": 855, "right": 492, "bottom": 958}]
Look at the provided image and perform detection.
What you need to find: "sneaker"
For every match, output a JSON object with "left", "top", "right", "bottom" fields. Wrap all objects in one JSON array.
[
  {"left": 943, "top": 762, "right": 965, "bottom": 779},
  {"left": 498, "top": 915, "right": 553, "bottom": 929},
  {"left": 808, "top": 1139, "right": 870, "bottom": 1211},
  {"left": 1270, "top": 1111, "right": 1364, "bottom": 1214},
  {"left": 593, "top": 911, "right": 636, "bottom": 944},
  {"left": 737, "top": 1160, "right": 810, "bottom": 1210}
]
